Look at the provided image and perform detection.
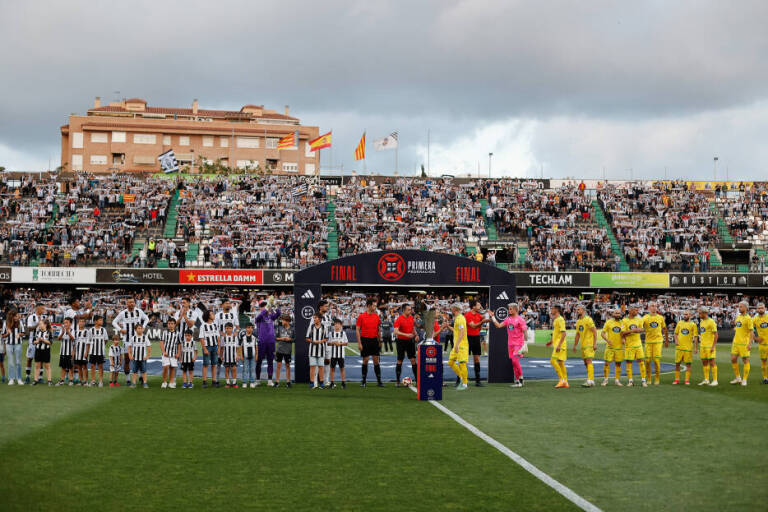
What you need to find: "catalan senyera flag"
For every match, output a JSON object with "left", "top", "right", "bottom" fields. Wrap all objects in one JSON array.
[
  {"left": 354, "top": 132, "right": 366, "bottom": 161},
  {"left": 308, "top": 131, "right": 332, "bottom": 151},
  {"left": 277, "top": 131, "right": 298, "bottom": 149}
]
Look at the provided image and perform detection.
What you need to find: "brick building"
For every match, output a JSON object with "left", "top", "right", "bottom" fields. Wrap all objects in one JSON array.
[{"left": 60, "top": 97, "right": 320, "bottom": 174}]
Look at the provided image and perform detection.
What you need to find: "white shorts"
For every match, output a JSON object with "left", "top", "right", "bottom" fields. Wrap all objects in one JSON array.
[
  {"left": 162, "top": 356, "right": 179, "bottom": 368},
  {"left": 309, "top": 356, "right": 324, "bottom": 367},
  {"left": 26, "top": 343, "right": 36, "bottom": 358}
]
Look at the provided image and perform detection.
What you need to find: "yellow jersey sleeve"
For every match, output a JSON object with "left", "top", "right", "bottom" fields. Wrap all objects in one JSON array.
[{"left": 753, "top": 314, "right": 768, "bottom": 344}]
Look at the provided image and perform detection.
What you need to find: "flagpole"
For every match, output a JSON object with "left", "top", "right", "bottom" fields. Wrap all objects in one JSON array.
[{"left": 395, "top": 134, "right": 398, "bottom": 175}]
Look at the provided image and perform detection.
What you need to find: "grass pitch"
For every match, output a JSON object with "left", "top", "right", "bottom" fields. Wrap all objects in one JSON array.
[{"left": 1, "top": 339, "right": 767, "bottom": 512}]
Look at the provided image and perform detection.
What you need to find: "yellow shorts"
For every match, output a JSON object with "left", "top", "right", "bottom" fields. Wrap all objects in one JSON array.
[
  {"left": 674, "top": 349, "right": 692, "bottom": 364},
  {"left": 730, "top": 344, "right": 750, "bottom": 358},
  {"left": 645, "top": 342, "right": 662, "bottom": 360},
  {"left": 551, "top": 349, "right": 567, "bottom": 362},
  {"left": 700, "top": 346, "right": 716, "bottom": 360},
  {"left": 581, "top": 346, "right": 596, "bottom": 359},
  {"left": 604, "top": 347, "right": 624, "bottom": 363},
  {"left": 759, "top": 344, "right": 768, "bottom": 360},
  {"left": 625, "top": 346, "right": 645, "bottom": 361},
  {"left": 449, "top": 351, "right": 468, "bottom": 364}
]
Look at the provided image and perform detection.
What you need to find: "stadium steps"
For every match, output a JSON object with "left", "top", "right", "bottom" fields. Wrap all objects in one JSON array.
[
  {"left": 186, "top": 242, "right": 199, "bottom": 265},
  {"left": 163, "top": 190, "right": 181, "bottom": 239},
  {"left": 592, "top": 199, "right": 630, "bottom": 271},
  {"left": 131, "top": 241, "right": 145, "bottom": 259},
  {"left": 479, "top": 199, "right": 498, "bottom": 241},
  {"left": 516, "top": 244, "right": 528, "bottom": 265},
  {"left": 710, "top": 201, "right": 734, "bottom": 244},
  {"left": 326, "top": 201, "right": 339, "bottom": 261},
  {"left": 156, "top": 259, "right": 170, "bottom": 268},
  {"left": 737, "top": 264, "right": 750, "bottom": 273}
]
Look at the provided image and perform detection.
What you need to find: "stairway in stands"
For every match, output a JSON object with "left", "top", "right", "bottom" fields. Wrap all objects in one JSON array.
[
  {"left": 155, "top": 190, "right": 182, "bottom": 268},
  {"left": 592, "top": 199, "right": 630, "bottom": 271},
  {"left": 479, "top": 199, "right": 498, "bottom": 241},
  {"left": 326, "top": 200, "right": 339, "bottom": 261}
]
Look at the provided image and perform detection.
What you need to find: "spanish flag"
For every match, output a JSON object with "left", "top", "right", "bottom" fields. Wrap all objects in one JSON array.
[
  {"left": 277, "top": 131, "right": 298, "bottom": 149},
  {"left": 354, "top": 132, "right": 366, "bottom": 161},
  {"left": 308, "top": 131, "right": 332, "bottom": 151}
]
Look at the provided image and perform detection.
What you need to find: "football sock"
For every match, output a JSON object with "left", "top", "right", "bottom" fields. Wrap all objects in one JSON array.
[
  {"left": 396, "top": 363, "right": 402, "bottom": 383},
  {"left": 374, "top": 364, "right": 382, "bottom": 383},
  {"left": 361, "top": 364, "right": 368, "bottom": 383},
  {"left": 640, "top": 361, "right": 647, "bottom": 380},
  {"left": 685, "top": 366, "right": 691, "bottom": 382},
  {"left": 587, "top": 362, "right": 594, "bottom": 381},
  {"left": 550, "top": 358, "right": 562, "bottom": 380},
  {"left": 558, "top": 361, "right": 568, "bottom": 382},
  {"left": 743, "top": 362, "right": 750, "bottom": 381},
  {"left": 627, "top": 364, "right": 634, "bottom": 380},
  {"left": 459, "top": 363, "right": 468, "bottom": 385},
  {"left": 712, "top": 365, "right": 718, "bottom": 381},
  {"left": 675, "top": 369, "right": 680, "bottom": 381},
  {"left": 25, "top": 367, "right": 31, "bottom": 377},
  {"left": 732, "top": 362, "right": 741, "bottom": 378},
  {"left": 654, "top": 360, "right": 661, "bottom": 378},
  {"left": 604, "top": 363, "right": 610, "bottom": 378},
  {"left": 703, "top": 365, "right": 710, "bottom": 380},
  {"left": 474, "top": 362, "right": 481, "bottom": 383},
  {"left": 762, "top": 360, "right": 767, "bottom": 379}
]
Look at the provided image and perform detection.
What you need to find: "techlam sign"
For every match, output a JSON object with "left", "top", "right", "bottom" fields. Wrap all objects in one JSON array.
[
  {"left": 515, "top": 272, "right": 590, "bottom": 288},
  {"left": 178, "top": 269, "right": 263, "bottom": 285}
]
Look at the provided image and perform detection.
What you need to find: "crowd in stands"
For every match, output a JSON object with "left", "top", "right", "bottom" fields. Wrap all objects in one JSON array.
[
  {"left": 598, "top": 182, "right": 717, "bottom": 272},
  {"left": 715, "top": 183, "right": 768, "bottom": 244}
]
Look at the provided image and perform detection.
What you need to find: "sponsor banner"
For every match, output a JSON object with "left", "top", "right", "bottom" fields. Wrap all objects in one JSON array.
[
  {"left": 263, "top": 270, "right": 296, "bottom": 285},
  {"left": 0, "top": 267, "right": 10, "bottom": 283},
  {"left": 297, "top": 250, "right": 514, "bottom": 286},
  {"left": 12, "top": 267, "right": 96, "bottom": 284},
  {"left": 97, "top": 268, "right": 178, "bottom": 284},
  {"left": 178, "top": 269, "right": 263, "bottom": 285},
  {"left": 417, "top": 343, "right": 443, "bottom": 400},
  {"left": 670, "top": 273, "right": 768, "bottom": 288},
  {"left": 514, "top": 272, "right": 590, "bottom": 288},
  {"left": 590, "top": 272, "right": 669, "bottom": 289}
]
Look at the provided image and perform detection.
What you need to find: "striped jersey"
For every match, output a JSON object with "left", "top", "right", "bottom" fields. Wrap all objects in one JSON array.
[
  {"left": 2, "top": 321, "right": 25, "bottom": 345},
  {"left": 239, "top": 331, "right": 257, "bottom": 359},
  {"left": 175, "top": 308, "right": 199, "bottom": 337},
  {"left": 220, "top": 334, "right": 240, "bottom": 363},
  {"left": 327, "top": 329, "right": 348, "bottom": 359},
  {"left": 34, "top": 329, "right": 51, "bottom": 350},
  {"left": 59, "top": 328, "right": 75, "bottom": 357},
  {"left": 305, "top": 324, "right": 327, "bottom": 358},
  {"left": 131, "top": 334, "right": 151, "bottom": 360},
  {"left": 180, "top": 339, "right": 196, "bottom": 363},
  {"left": 112, "top": 308, "right": 149, "bottom": 344},
  {"left": 199, "top": 322, "right": 219, "bottom": 347},
  {"left": 89, "top": 327, "right": 109, "bottom": 357},
  {"left": 108, "top": 343, "right": 123, "bottom": 360},
  {"left": 322, "top": 311, "right": 333, "bottom": 331},
  {"left": 74, "top": 326, "right": 90, "bottom": 360},
  {"left": 161, "top": 330, "right": 180, "bottom": 358},
  {"left": 27, "top": 313, "right": 49, "bottom": 344},
  {"left": 216, "top": 310, "right": 238, "bottom": 334}
]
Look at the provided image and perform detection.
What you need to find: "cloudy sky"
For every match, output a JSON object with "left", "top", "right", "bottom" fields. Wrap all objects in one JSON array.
[{"left": 1, "top": 0, "right": 767, "bottom": 179}]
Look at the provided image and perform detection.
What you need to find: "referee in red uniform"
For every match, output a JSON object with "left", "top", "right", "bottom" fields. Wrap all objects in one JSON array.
[
  {"left": 356, "top": 298, "right": 383, "bottom": 387},
  {"left": 394, "top": 304, "right": 418, "bottom": 386},
  {"left": 465, "top": 300, "right": 490, "bottom": 386}
]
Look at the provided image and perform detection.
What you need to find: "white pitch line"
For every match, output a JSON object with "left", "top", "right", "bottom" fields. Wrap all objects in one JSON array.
[
  {"left": 410, "top": 387, "right": 602, "bottom": 512},
  {"left": 346, "top": 346, "right": 360, "bottom": 355}
]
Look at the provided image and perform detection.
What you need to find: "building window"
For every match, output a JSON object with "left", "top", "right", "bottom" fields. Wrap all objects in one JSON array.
[
  {"left": 112, "top": 153, "right": 125, "bottom": 165},
  {"left": 236, "top": 160, "right": 259, "bottom": 170},
  {"left": 133, "top": 155, "right": 156, "bottom": 165},
  {"left": 90, "top": 132, "right": 108, "bottom": 143},
  {"left": 71, "top": 154, "right": 83, "bottom": 170},
  {"left": 90, "top": 155, "right": 107, "bottom": 165},
  {"left": 163, "top": 135, "right": 171, "bottom": 145},
  {"left": 266, "top": 137, "right": 279, "bottom": 149},
  {"left": 179, "top": 136, "right": 190, "bottom": 146},
  {"left": 202, "top": 136, "right": 214, "bottom": 147},
  {"left": 220, "top": 137, "right": 229, "bottom": 147},
  {"left": 282, "top": 162, "right": 298, "bottom": 173},
  {"left": 304, "top": 163, "right": 315, "bottom": 175},
  {"left": 112, "top": 131, "right": 126, "bottom": 143},
  {"left": 72, "top": 132, "right": 83, "bottom": 149},
  {"left": 236, "top": 137, "right": 259, "bottom": 148},
  {"left": 134, "top": 134, "right": 157, "bottom": 144}
]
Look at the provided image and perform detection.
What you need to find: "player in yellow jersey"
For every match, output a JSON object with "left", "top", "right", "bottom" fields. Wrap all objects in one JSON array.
[
  {"left": 601, "top": 309, "right": 625, "bottom": 386},
  {"left": 730, "top": 301, "right": 754, "bottom": 386},
  {"left": 546, "top": 305, "right": 569, "bottom": 388},
  {"left": 642, "top": 302, "right": 667, "bottom": 385},
  {"left": 572, "top": 305, "right": 597, "bottom": 387},
  {"left": 672, "top": 310, "right": 697, "bottom": 385},
  {"left": 697, "top": 306, "right": 719, "bottom": 386},
  {"left": 752, "top": 302, "right": 768, "bottom": 384},
  {"left": 621, "top": 306, "right": 647, "bottom": 387},
  {"left": 448, "top": 304, "right": 469, "bottom": 391}
]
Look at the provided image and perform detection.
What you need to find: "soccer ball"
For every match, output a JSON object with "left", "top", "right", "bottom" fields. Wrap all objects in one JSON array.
[{"left": 401, "top": 377, "right": 413, "bottom": 387}]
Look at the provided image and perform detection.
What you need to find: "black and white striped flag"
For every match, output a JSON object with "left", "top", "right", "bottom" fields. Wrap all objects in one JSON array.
[
  {"left": 292, "top": 183, "right": 309, "bottom": 197},
  {"left": 158, "top": 149, "right": 180, "bottom": 174}
]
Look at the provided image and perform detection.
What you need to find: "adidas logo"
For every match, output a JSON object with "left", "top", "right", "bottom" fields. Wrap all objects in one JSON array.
[
  {"left": 301, "top": 290, "right": 315, "bottom": 299},
  {"left": 496, "top": 291, "right": 510, "bottom": 300}
]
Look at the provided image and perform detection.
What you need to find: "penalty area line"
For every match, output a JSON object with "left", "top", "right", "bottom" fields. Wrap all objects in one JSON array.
[{"left": 409, "top": 387, "right": 602, "bottom": 512}]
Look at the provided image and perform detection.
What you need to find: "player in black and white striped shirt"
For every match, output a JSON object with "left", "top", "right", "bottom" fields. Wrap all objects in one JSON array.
[
  {"left": 74, "top": 318, "right": 91, "bottom": 386},
  {"left": 129, "top": 324, "right": 151, "bottom": 389},
  {"left": 161, "top": 318, "right": 180, "bottom": 389},
  {"left": 219, "top": 323, "right": 241, "bottom": 388},
  {"left": 318, "top": 300, "right": 333, "bottom": 387},
  {"left": 215, "top": 300, "right": 238, "bottom": 335},
  {"left": 305, "top": 313, "right": 328, "bottom": 389},
  {"left": 328, "top": 318, "right": 348, "bottom": 389},
  {"left": 199, "top": 311, "right": 221, "bottom": 388},
  {"left": 239, "top": 324, "right": 258, "bottom": 388},
  {"left": 2, "top": 310, "right": 26, "bottom": 385},
  {"left": 179, "top": 330, "right": 198, "bottom": 389},
  {"left": 26, "top": 304, "right": 50, "bottom": 384},
  {"left": 174, "top": 297, "right": 200, "bottom": 339},
  {"left": 32, "top": 319, "right": 53, "bottom": 386},
  {"left": 56, "top": 317, "right": 75, "bottom": 386},
  {"left": 112, "top": 298, "right": 149, "bottom": 385},
  {"left": 89, "top": 316, "right": 109, "bottom": 387}
]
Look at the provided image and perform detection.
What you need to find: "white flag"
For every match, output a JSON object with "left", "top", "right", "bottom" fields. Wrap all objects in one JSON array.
[
  {"left": 158, "top": 149, "right": 179, "bottom": 174},
  {"left": 373, "top": 131, "right": 398, "bottom": 151}
]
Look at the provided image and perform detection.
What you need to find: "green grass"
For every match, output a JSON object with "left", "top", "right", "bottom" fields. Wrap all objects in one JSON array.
[{"left": 2, "top": 338, "right": 767, "bottom": 512}]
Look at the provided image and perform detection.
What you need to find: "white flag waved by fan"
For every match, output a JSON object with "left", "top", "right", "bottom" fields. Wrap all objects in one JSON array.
[
  {"left": 373, "top": 131, "right": 398, "bottom": 150},
  {"left": 158, "top": 149, "right": 179, "bottom": 174}
]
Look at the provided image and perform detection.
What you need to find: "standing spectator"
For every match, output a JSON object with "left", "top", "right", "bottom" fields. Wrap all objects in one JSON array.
[{"left": 3, "top": 309, "right": 26, "bottom": 385}]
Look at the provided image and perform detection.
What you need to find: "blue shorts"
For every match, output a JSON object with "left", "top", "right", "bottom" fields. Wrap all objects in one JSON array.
[
  {"left": 202, "top": 345, "right": 219, "bottom": 367},
  {"left": 131, "top": 359, "right": 147, "bottom": 374}
]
